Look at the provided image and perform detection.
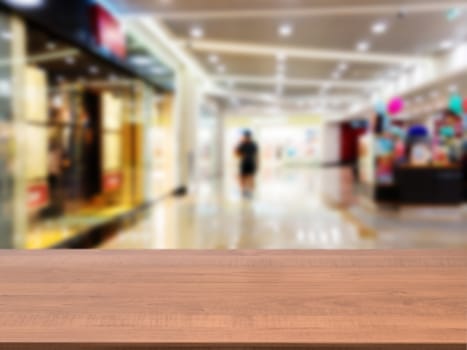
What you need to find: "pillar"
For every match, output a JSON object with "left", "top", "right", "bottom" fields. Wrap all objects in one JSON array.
[{"left": 173, "top": 68, "right": 203, "bottom": 191}]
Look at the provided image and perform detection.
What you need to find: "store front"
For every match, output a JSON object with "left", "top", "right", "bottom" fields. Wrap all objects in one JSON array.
[
  {"left": 0, "top": 1, "right": 174, "bottom": 248},
  {"left": 357, "top": 81, "right": 466, "bottom": 207}
]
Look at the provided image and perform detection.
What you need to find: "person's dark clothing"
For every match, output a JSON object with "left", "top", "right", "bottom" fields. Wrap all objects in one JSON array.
[{"left": 237, "top": 141, "right": 259, "bottom": 176}]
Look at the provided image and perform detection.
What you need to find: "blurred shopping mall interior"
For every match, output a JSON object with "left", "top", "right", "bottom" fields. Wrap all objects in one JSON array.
[{"left": 0, "top": 0, "right": 466, "bottom": 250}]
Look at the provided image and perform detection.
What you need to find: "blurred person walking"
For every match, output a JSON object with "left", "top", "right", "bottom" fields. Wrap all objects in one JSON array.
[{"left": 235, "top": 130, "right": 259, "bottom": 198}]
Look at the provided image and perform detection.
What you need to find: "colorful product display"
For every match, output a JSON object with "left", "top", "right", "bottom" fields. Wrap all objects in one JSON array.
[{"left": 365, "top": 94, "right": 466, "bottom": 187}]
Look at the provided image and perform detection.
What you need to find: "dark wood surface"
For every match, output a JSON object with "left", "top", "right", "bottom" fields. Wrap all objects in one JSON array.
[{"left": 0, "top": 250, "right": 466, "bottom": 349}]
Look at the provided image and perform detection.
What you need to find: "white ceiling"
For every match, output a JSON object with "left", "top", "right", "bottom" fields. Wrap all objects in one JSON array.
[{"left": 114, "top": 0, "right": 467, "bottom": 112}]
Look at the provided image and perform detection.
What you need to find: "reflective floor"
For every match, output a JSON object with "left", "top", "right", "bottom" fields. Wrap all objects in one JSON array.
[{"left": 102, "top": 167, "right": 467, "bottom": 250}]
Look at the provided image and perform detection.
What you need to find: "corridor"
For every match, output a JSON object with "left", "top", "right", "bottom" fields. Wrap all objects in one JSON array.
[{"left": 102, "top": 167, "right": 467, "bottom": 250}]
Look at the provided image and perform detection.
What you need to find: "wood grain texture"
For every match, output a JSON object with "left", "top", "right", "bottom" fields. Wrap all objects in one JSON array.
[{"left": 0, "top": 250, "right": 466, "bottom": 349}]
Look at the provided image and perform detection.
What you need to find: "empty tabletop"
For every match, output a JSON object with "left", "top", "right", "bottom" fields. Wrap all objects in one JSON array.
[{"left": 0, "top": 250, "right": 466, "bottom": 349}]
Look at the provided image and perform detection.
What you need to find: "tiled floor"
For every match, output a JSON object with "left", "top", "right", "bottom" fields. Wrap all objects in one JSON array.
[{"left": 101, "top": 167, "right": 467, "bottom": 250}]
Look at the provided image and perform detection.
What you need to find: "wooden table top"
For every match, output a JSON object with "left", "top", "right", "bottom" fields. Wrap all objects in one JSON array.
[{"left": 0, "top": 250, "right": 466, "bottom": 349}]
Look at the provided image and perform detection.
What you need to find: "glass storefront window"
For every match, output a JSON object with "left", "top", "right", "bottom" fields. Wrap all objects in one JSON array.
[{"left": 3, "top": 19, "right": 161, "bottom": 249}]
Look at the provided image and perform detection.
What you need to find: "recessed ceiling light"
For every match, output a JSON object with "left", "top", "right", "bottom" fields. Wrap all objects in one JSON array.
[
  {"left": 356, "top": 41, "right": 370, "bottom": 52},
  {"left": 338, "top": 62, "right": 349, "bottom": 71},
  {"left": 372, "top": 21, "right": 388, "bottom": 35},
  {"left": 190, "top": 26, "right": 204, "bottom": 39},
  {"left": 89, "top": 66, "right": 99, "bottom": 74},
  {"left": 439, "top": 40, "right": 454, "bottom": 50},
  {"left": 278, "top": 23, "right": 293, "bottom": 38},
  {"left": 208, "top": 54, "right": 219, "bottom": 64}
]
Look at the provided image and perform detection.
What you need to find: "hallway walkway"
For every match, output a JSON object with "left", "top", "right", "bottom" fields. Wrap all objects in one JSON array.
[{"left": 102, "top": 167, "right": 467, "bottom": 250}]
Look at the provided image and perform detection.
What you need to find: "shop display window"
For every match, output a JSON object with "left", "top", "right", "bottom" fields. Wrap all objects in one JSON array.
[{"left": 16, "top": 22, "right": 157, "bottom": 248}]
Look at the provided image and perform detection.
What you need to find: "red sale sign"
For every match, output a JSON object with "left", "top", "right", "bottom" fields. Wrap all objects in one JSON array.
[
  {"left": 91, "top": 4, "right": 126, "bottom": 59},
  {"left": 27, "top": 183, "right": 49, "bottom": 210}
]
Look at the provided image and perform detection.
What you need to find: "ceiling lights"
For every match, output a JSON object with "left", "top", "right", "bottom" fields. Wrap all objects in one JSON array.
[
  {"left": 190, "top": 26, "right": 204, "bottom": 39},
  {"left": 208, "top": 52, "right": 227, "bottom": 75},
  {"left": 278, "top": 24, "right": 293, "bottom": 38},
  {"left": 356, "top": 41, "right": 370, "bottom": 52},
  {"left": 338, "top": 62, "right": 349, "bottom": 71},
  {"left": 372, "top": 21, "right": 388, "bottom": 35},
  {"left": 208, "top": 54, "right": 219, "bottom": 64}
]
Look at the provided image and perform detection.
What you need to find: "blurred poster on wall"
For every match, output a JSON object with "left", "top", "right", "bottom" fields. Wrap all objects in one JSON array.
[{"left": 258, "top": 126, "right": 322, "bottom": 166}]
